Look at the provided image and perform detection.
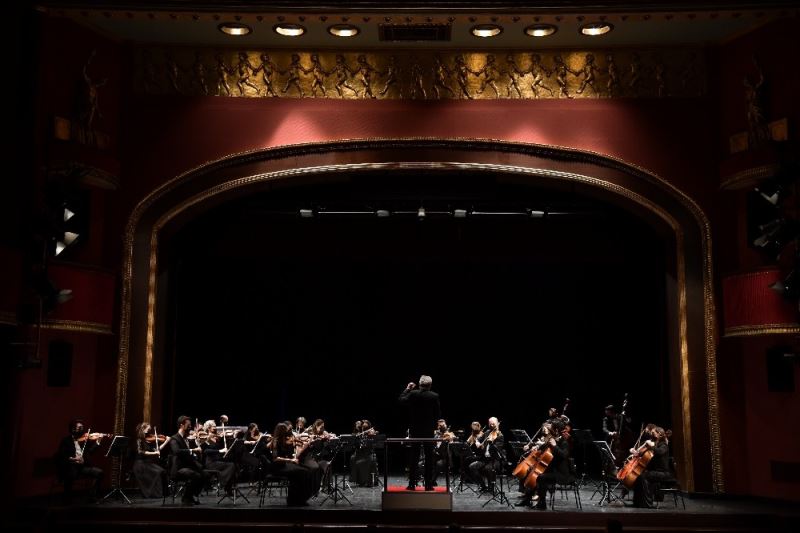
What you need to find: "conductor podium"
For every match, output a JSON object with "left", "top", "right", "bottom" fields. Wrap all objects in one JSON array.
[{"left": 381, "top": 437, "right": 452, "bottom": 511}]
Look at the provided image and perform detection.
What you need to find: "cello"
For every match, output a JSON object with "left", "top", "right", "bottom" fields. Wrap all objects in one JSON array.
[
  {"left": 522, "top": 429, "right": 564, "bottom": 490},
  {"left": 616, "top": 426, "right": 654, "bottom": 489}
]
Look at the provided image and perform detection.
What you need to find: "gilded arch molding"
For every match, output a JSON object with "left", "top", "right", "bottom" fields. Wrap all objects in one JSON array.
[{"left": 115, "top": 138, "right": 720, "bottom": 493}]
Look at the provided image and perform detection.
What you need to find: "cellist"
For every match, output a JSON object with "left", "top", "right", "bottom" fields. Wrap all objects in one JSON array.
[
  {"left": 515, "top": 420, "right": 573, "bottom": 509},
  {"left": 631, "top": 425, "right": 673, "bottom": 508}
]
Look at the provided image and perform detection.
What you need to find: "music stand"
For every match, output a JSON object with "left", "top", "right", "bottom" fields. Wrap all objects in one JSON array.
[
  {"left": 590, "top": 441, "right": 622, "bottom": 506},
  {"left": 218, "top": 440, "right": 250, "bottom": 505},
  {"left": 102, "top": 436, "right": 132, "bottom": 504},
  {"left": 318, "top": 437, "right": 352, "bottom": 506},
  {"left": 450, "top": 441, "right": 478, "bottom": 495},
  {"left": 509, "top": 429, "right": 531, "bottom": 443}
]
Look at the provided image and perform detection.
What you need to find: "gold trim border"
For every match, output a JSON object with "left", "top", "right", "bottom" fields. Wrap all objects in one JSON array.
[
  {"left": 116, "top": 138, "right": 720, "bottom": 493},
  {"left": 719, "top": 164, "right": 780, "bottom": 191},
  {"left": 724, "top": 324, "right": 800, "bottom": 338},
  {"left": 41, "top": 319, "right": 114, "bottom": 335}
]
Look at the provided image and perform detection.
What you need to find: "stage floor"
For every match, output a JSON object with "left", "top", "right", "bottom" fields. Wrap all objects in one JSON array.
[{"left": 11, "top": 476, "right": 799, "bottom": 532}]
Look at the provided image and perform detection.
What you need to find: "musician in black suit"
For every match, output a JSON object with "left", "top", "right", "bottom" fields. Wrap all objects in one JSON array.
[
  {"left": 399, "top": 374, "right": 441, "bottom": 490},
  {"left": 168, "top": 415, "right": 211, "bottom": 505},
  {"left": 55, "top": 419, "right": 104, "bottom": 503}
]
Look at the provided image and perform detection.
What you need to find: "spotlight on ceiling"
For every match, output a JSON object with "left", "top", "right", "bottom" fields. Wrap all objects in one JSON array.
[
  {"left": 471, "top": 24, "right": 503, "bottom": 38},
  {"left": 299, "top": 209, "right": 314, "bottom": 218},
  {"left": 376, "top": 209, "right": 390, "bottom": 218},
  {"left": 273, "top": 23, "right": 306, "bottom": 37},
  {"left": 524, "top": 24, "right": 557, "bottom": 37},
  {"left": 417, "top": 207, "right": 426, "bottom": 219},
  {"left": 218, "top": 22, "right": 252, "bottom": 36},
  {"left": 328, "top": 24, "right": 360, "bottom": 37},
  {"left": 580, "top": 22, "right": 613, "bottom": 36},
  {"left": 529, "top": 210, "right": 546, "bottom": 218},
  {"left": 453, "top": 209, "right": 468, "bottom": 218}
]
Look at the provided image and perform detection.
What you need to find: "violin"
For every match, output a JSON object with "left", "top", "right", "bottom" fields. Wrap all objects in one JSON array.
[
  {"left": 77, "top": 432, "right": 110, "bottom": 443},
  {"left": 145, "top": 434, "right": 167, "bottom": 443}
]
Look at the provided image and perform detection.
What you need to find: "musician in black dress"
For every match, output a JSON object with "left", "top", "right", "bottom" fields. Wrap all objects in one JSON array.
[
  {"left": 269, "top": 422, "right": 314, "bottom": 506},
  {"left": 55, "top": 419, "right": 104, "bottom": 503},
  {"left": 516, "top": 419, "right": 573, "bottom": 509},
  {"left": 132, "top": 422, "right": 169, "bottom": 498},
  {"left": 349, "top": 419, "right": 379, "bottom": 487},
  {"left": 242, "top": 423, "right": 272, "bottom": 472},
  {"left": 199, "top": 420, "right": 236, "bottom": 496},
  {"left": 169, "top": 415, "right": 211, "bottom": 505},
  {"left": 399, "top": 375, "right": 441, "bottom": 491},
  {"left": 632, "top": 426, "right": 674, "bottom": 508},
  {"left": 469, "top": 416, "right": 505, "bottom": 493}
]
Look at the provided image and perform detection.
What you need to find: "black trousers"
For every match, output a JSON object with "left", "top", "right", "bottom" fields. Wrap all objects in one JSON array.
[
  {"left": 62, "top": 464, "right": 103, "bottom": 499},
  {"left": 633, "top": 470, "right": 674, "bottom": 508},
  {"left": 407, "top": 442, "right": 435, "bottom": 488},
  {"left": 174, "top": 467, "right": 212, "bottom": 501}
]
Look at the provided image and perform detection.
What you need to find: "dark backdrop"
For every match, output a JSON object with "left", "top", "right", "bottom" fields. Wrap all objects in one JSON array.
[{"left": 163, "top": 173, "right": 670, "bottom": 446}]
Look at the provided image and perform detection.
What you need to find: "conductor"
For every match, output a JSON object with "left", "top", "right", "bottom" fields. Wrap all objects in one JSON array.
[{"left": 399, "top": 375, "right": 441, "bottom": 491}]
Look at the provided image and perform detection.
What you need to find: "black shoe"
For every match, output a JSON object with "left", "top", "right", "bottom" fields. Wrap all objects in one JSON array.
[
  {"left": 514, "top": 499, "right": 531, "bottom": 507},
  {"left": 424, "top": 485, "right": 434, "bottom": 491},
  {"left": 405, "top": 485, "right": 416, "bottom": 491},
  {"left": 535, "top": 501, "right": 547, "bottom": 510},
  {"left": 181, "top": 499, "right": 195, "bottom": 506}
]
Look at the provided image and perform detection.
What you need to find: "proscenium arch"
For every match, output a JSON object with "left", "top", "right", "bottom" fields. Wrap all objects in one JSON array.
[{"left": 115, "top": 138, "right": 721, "bottom": 493}]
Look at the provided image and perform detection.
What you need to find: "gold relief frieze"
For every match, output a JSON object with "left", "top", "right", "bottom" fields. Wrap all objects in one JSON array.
[{"left": 136, "top": 48, "right": 705, "bottom": 100}]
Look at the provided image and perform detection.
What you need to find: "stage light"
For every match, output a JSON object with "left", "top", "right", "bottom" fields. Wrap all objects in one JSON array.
[
  {"left": 328, "top": 24, "right": 360, "bottom": 37},
  {"left": 55, "top": 231, "right": 80, "bottom": 256},
  {"left": 524, "top": 24, "right": 557, "bottom": 37},
  {"left": 453, "top": 209, "right": 468, "bottom": 218},
  {"left": 299, "top": 209, "right": 314, "bottom": 218},
  {"left": 580, "top": 22, "right": 613, "bottom": 36},
  {"left": 417, "top": 207, "right": 426, "bottom": 219},
  {"left": 218, "top": 23, "right": 252, "bottom": 36},
  {"left": 273, "top": 23, "right": 306, "bottom": 36},
  {"left": 529, "top": 210, "right": 546, "bottom": 218},
  {"left": 770, "top": 269, "right": 800, "bottom": 300},
  {"left": 376, "top": 209, "right": 390, "bottom": 218},
  {"left": 63, "top": 208, "right": 75, "bottom": 222},
  {"left": 471, "top": 24, "right": 503, "bottom": 38},
  {"left": 755, "top": 182, "right": 785, "bottom": 206}
]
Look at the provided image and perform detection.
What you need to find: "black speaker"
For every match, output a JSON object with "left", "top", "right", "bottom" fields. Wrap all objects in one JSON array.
[
  {"left": 766, "top": 345, "right": 795, "bottom": 393},
  {"left": 47, "top": 340, "right": 72, "bottom": 387}
]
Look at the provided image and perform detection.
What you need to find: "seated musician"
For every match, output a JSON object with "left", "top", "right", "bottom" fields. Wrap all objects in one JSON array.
[
  {"left": 350, "top": 419, "right": 379, "bottom": 487},
  {"left": 269, "top": 422, "right": 314, "bottom": 506},
  {"left": 238, "top": 422, "right": 271, "bottom": 480},
  {"left": 468, "top": 416, "right": 505, "bottom": 493},
  {"left": 516, "top": 419, "right": 573, "bottom": 509},
  {"left": 429, "top": 419, "right": 454, "bottom": 486},
  {"left": 55, "top": 419, "right": 105, "bottom": 503},
  {"left": 294, "top": 417, "right": 308, "bottom": 436},
  {"left": 308, "top": 419, "right": 335, "bottom": 489},
  {"left": 200, "top": 420, "right": 236, "bottom": 496},
  {"left": 132, "top": 422, "right": 170, "bottom": 498},
  {"left": 632, "top": 425, "right": 674, "bottom": 508},
  {"left": 169, "top": 415, "right": 211, "bottom": 505}
]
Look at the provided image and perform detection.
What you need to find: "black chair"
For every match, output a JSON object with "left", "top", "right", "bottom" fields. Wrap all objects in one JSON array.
[
  {"left": 656, "top": 457, "right": 685, "bottom": 510},
  {"left": 258, "top": 474, "right": 290, "bottom": 506},
  {"left": 548, "top": 458, "right": 582, "bottom": 510},
  {"left": 163, "top": 455, "right": 187, "bottom": 505}
]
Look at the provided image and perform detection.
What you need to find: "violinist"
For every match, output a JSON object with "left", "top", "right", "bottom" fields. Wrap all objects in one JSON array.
[
  {"left": 515, "top": 420, "right": 573, "bottom": 509},
  {"left": 350, "top": 419, "right": 379, "bottom": 487},
  {"left": 293, "top": 423, "right": 323, "bottom": 496},
  {"left": 55, "top": 419, "right": 105, "bottom": 503},
  {"left": 269, "top": 422, "right": 314, "bottom": 506},
  {"left": 308, "top": 419, "right": 335, "bottom": 489},
  {"left": 631, "top": 425, "right": 673, "bottom": 508},
  {"left": 431, "top": 419, "right": 455, "bottom": 486},
  {"left": 294, "top": 417, "right": 308, "bottom": 436},
  {"left": 469, "top": 416, "right": 505, "bottom": 494},
  {"left": 132, "top": 422, "right": 169, "bottom": 498},
  {"left": 169, "top": 415, "right": 210, "bottom": 505},
  {"left": 244, "top": 423, "right": 272, "bottom": 467},
  {"left": 199, "top": 420, "right": 236, "bottom": 496}
]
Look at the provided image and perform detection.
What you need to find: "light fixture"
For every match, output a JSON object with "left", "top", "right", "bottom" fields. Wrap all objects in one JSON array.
[
  {"left": 376, "top": 209, "right": 390, "bottom": 218},
  {"left": 580, "top": 22, "right": 613, "bottom": 36},
  {"left": 529, "top": 210, "right": 546, "bottom": 218},
  {"left": 328, "top": 24, "right": 360, "bottom": 37},
  {"left": 299, "top": 209, "right": 314, "bottom": 218},
  {"left": 417, "top": 207, "right": 426, "bottom": 219},
  {"left": 218, "top": 22, "right": 252, "bottom": 36},
  {"left": 453, "top": 209, "right": 468, "bottom": 218},
  {"left": 273, "top": 23, "right": 306, "bottom": 37},
  {"left": 470, "top": 24, "right": 503, "bottom": 38},
  {"left": 524, "top": 24, "right": 557, "bottom": 37},
  {"left": 63, "top": 208, "right": 75, "bottom": 222}
]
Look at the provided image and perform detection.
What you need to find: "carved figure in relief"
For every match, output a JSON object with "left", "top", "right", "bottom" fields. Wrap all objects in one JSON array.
[
  {"left": 190, "top": 51, "right": 209, "bottom": 96},
  {"left": 628, "top": 53, "right": 643, "bottom": 96},
  {"left": 474, "top": 54, "right": 502, "bottom": 98},
  {"left": 215, "top": 53, "right": 233, "bottom": 97},
  {"left": 432, "top": 56, "right": 455, "bottom": 99},
  {"left": 379, "top": 56, "right": 400, "bottom": 98},
  {"left": 235, "top": 52, "right": 260, "bottom": 96},
  {"left": 529, "top": 54, "right": 554, "bottom": 98},
  {"left": 744, "top": 55, "right": 769, "bottom": 145},
  {"left": 575, "top": 53, "right": 601, "bottom": 96},
  {"left": 79, "top": 50, "right": 107, "bottom": 142},
  {"left": 552, "top": 55, "right": 576, "bottom": 98},
  {"left": 256, "top": 53, "right": 279, "bottom": 97},
  {"left": 410, "top": 58, "right": 427, "bottom": 100},
  {"left": 331, "top": 55, "right": 358, "bottom": 97},
  {"left": 355, "top": 55, "right": 380, "bottom": 98},
  {"left": 453, "top": 54, "right": 477, "bottom": 99},
  {"left": 280, "top": 54, "right": 306, "bottom": 97},
  {"left": 504, "top": 54, "right": 526, "bottom": 98},
  {"left": 307, "top": 54, "right": 328, "bottom": 97},
  {"left": 165, "top": 52, "right": 181, "bottom": 93},
  {"left": 604, "top": 54, "right": 621, "bottom": 97}
]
